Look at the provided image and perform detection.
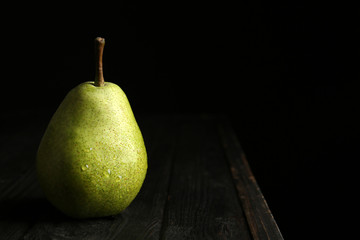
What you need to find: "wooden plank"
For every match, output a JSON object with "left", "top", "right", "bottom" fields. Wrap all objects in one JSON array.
[
  {"left": 0, "top": 171, "right": 38, "bottom": 240},
  {"left": 19, "top": 115, "right": 177, "bottom": 239},
  {"left": 0, "top": 166, "right": 53, "bottom": 240},
  {"left": 103, "top": 115, "right": 179, "bottom": 239},
  {"left": 218, "top": 119, "right": 284, "bottom": 240},
  {"left": 160, "top": 116, "right": 251, "bottom": 239},
  {"left": 0, "top": 114, "right": 283, "bottom": 239},
  {"left": 0, "top": 125, "right": 45, "bottom": 240}
]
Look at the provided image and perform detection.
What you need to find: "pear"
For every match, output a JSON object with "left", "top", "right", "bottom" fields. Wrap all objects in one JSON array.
[{"left": 36, "top": 37, "right": 147, "bottom": 218}]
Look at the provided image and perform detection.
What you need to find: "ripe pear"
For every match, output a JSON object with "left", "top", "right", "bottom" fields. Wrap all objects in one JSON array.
[{"left": 36, "top": 37, "right": 147, "bottom": 218}]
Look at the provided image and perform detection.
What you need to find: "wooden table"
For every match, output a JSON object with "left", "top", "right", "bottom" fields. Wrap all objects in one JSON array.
[{"left": 0, "top": 114, "right": 283, "bottom": 239}]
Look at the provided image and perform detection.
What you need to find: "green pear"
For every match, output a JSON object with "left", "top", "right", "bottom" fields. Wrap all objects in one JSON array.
[{"left": 36, "top": 37, "right": 147, "bottom": 218}]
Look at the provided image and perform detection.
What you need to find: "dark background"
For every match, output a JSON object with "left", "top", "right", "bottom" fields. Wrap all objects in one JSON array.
[{"left": 0, "top": 2, "right": 356, "bottom": 239}]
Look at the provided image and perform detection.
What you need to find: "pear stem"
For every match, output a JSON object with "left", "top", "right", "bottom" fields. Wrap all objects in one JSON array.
[{"left": 94, "top": 37, "right": 105, "bottom": 87}]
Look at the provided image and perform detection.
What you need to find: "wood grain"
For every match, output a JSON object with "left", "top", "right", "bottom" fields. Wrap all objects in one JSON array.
[
  {"left": 102, "top": 115, "right": 179, "bottom": 239},
  {"left": 160, "top": 116, "right": 251, "bottom": 239},
  {"left": 0, "top": 124, "right": 45, "bottom": 240},
  {"left": 20, "top": 115, "right": 178, "bottom": 240},
  {"left": 0, "top": 114, "right": 283, "bottom": 239},
  {"left": 218, "top": 119, "right": 284, "bottom": 240}
]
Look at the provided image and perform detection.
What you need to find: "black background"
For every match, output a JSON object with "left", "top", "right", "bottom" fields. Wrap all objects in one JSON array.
[{"left": 0, "top": 2, "right": 356, "bottom": 239}]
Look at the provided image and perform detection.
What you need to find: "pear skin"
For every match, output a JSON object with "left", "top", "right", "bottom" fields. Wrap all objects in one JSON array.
[{"left": 36, "top": 38, "right": 147, "bottom": 218}]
